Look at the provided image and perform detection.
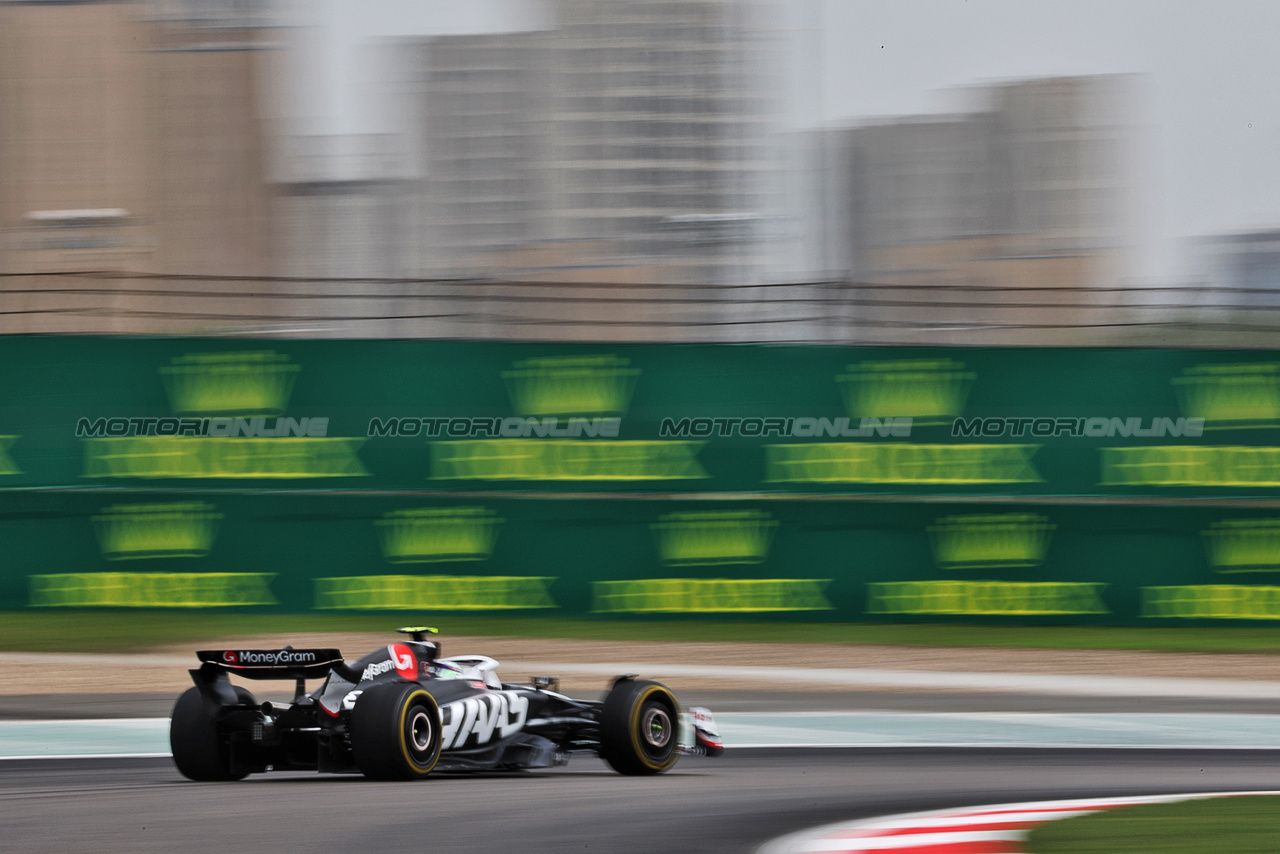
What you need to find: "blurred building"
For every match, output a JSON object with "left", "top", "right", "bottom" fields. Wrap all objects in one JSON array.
[
  {"left": 0, "top": 0, "right": 155, "bottom": 275},
  {"left": 143, "top": 0, "right": 279, "bottom": 277},
  {"left": 278, "top": 135, "right": 412, "bottom": 280},
  {"left": 410, "top": 0, "right": 780, "bottom": 288},
  {"left": 850, "top": 76, "right": 1133, "bottom": 267},
  {"left": 0, "top": 0, "right": 279, "bottom": 334},
  {"left": 1195, "top": 230, "right": 1280, "bottom": 291},
  {"left": 849, "top": 114, "right": 999, "bottom": 257},
  {"left": 0, "top": 2, "right": 1144, "bottom": 344},
  {"left": 415, "top": 32, "right": 555, "bottom": 275},
  {"left": 804, "top": 75, "right": 1137, "bottom": 343},
  {"left": 549, "top": 0, "right": 778, "bottom": 287},
  {"left": 270, "top": 134, "right": 418, "bottom": 337},
  {"left": 1192, "top": 230, "right": 1280, "bottom": 311}
]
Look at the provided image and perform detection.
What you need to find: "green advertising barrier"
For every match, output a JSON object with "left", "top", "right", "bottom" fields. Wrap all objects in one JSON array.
[
  {"left": 3, "top": 337, "right": 1280, "bottom": 623},
  {"left": 7, "top": 490, "right": 1280, "bottom": 625},
  {"left": 0, "top": 337, "right": 1279, "bottom": 498}
]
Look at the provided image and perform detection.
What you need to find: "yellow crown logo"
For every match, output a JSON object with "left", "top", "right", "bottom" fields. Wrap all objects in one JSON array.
[
  {"left": 652, "top": 510, "right": 778, "bottom": 567},
  {"left": 502, "top": 355, "right": 640, "bottom": 417},
  {"left": 1203, "top": 519, "right": 1280, "bottom": 573},
  {"left": 1173, "top": 363, "right": 1280, "bottom": 429},
  {"left": 160, "top": 351, "right": 300, "bottom": 416},
  {"left": 92, "top": 502, "right": 222, "bottom": 560},
  {"left": 928, "top": 513, "right": 1055, "bottom": 570},
  {"left": 377, "top": 507, "right": 502, "bottom": 563},
  {"left": 837, "top": 359, "right": 974, "bottom": 425}
]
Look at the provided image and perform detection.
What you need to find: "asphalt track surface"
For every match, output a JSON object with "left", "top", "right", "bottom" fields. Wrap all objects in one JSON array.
[
  {"left": 9, "top": 688, "right": 1280, "bottom": 719},
  {"left": 5, "top": 748, "right": 1280, "bottom": 853}
]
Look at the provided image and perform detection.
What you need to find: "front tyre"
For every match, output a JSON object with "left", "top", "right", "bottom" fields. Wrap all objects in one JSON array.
[
  {"left": 349, "top": 681, "right": 441, "bottom": 780},
  {"left": 170, "top": 686, "right": 254, "bottom": 781},
  {"left": 599, "top": 679, "right": 680, "bottom": 775}
]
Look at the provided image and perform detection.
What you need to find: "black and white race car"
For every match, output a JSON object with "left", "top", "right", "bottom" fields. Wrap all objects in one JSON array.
[{"left": 170, "top": 627, "right": 723, "bottom": 781}]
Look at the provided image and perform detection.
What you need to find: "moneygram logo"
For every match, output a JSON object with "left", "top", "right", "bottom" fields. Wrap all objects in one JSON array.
[
  {"left": 360, "top": 644, "right": 418, "bottom": 681},
  {"left": 232, "top": 649, "right": 319, "bottom": 666}
]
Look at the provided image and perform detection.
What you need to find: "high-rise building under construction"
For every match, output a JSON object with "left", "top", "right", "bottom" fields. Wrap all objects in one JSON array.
[{"left": 412, "top": 0, "right": 780, "bottom": 287}]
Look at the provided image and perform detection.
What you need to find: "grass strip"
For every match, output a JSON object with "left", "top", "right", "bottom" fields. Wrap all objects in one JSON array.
[
  {"left": 7, "top": 611, "right": 1280, "bottom": 654},
  {"left": 1027, "top": 796, "right": 1280, "bottom": 854}
]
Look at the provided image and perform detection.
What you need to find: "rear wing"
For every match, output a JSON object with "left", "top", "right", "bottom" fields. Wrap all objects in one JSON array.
[{"left": 196, "top": 648, "right": 344, "bottom": 681}]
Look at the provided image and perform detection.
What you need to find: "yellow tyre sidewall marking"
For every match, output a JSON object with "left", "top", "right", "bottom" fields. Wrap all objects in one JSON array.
[
  {"left": 397, "top": 689, "right": 440, "bottom": 775},
  {"left": 629, "top": 685, "right": 678, "bottom": 771}
]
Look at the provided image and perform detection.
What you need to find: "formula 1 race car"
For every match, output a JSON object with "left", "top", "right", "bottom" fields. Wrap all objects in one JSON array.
[{"left": 170, "top": 627, "right": 723, "bottom": 781}]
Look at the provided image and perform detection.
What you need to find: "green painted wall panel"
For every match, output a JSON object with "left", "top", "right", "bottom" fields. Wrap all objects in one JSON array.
[
  {"left": 2, "top": 337, "right": 1280, "bottom": 623},
  {"left": 0, "top": 337, "right": 1277, "bottom": 497},
  {"left": 4, "top": 492, "right": 1280, "bottom": 625}
]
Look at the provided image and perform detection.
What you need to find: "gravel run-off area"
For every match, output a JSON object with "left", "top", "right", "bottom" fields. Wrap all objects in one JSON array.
[{"left": 5, "top": 635, "right": 1280, "bottom": 697}]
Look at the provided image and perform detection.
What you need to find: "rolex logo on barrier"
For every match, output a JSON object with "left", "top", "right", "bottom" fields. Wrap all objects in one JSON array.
[
  {"left": 928, "top": 513, "right": 1055, "bottom": 570},
  {"left": 30, "top": 572, "right": 277, "bottom": 607},
  {"left": 502, "top": 355, "right": 640, "bottom": 416},
  {"left": 837, "top": 359, "right": 974, "bottom": 426},
  {"left": 161, "top": 351, "right": 300, "bottom": 416},
  {"left": 1173, "top": 363, "right": 1280, "bottom": 429},
  {"left": 653, "top": 510, "right": 778, "bottom": 566},
  {"left": 315, "top": 575, "right": 557, "bottom": 611},
  {"left": 93, "top": 502, "right": 222, "bottom": 560},
  {"left": 377, "top": 507, "right": 502, "bottom": 563},
  {"left": 592, "top": 578, "right": 832, "bottom": 613},
  {"left": 867, "top": 580, "right": 1107, "bottom": 616},
  {"left": 1143, "top": 584, "right": 1280, "bottom": 620},
  {"left": 1202, "top": 519, "right": 1280, "bottom": 573}
]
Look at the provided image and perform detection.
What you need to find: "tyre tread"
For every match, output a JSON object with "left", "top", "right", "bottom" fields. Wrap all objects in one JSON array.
[
  {"left": 598, "top": 678, "right": 680, "bottom": 776},
  {"left": 349, "top": 681, "right": 441, "bottom": 781},
  {"left": 169, "top": 686, "right": 252, "bottom": 782}
]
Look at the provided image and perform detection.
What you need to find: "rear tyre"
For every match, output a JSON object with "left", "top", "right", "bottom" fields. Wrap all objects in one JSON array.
[
  {"left": 599, "top": 679, "right": 680, "bottom": 775},
  {"left": 170, "top": 685, "right": 255, "bottom": 781},
  {"left": 349, "top": 681, "right": 441, "bottom": 780}
]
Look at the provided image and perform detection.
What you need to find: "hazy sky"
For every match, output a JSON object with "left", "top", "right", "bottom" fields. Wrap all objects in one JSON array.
[
  {"left": 806, "top": 1, "right": 1280, "bottom": 280},
  {"left": 280, "top": 0, "right": 1280, "bottom": 280}
]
